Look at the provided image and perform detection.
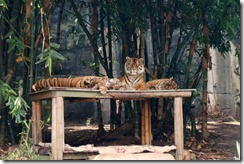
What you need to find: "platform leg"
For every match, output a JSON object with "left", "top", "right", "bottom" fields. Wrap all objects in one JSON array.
[
  {"left": 51, "top": 97, "right": 64, "bottom": 160},
  {"left": 174, "top": 97, "right": 184, "bottom": 160},
  {"left": 141, "top": 99, "right": 151, "bottom": 145},
  {"left": 32, "top": 100, "right": 42, "bottom": 144}
]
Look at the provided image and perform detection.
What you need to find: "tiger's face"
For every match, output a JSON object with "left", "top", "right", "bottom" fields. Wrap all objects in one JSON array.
[{"left": 124, "top": 57, "right": 145, "bottom": 76}]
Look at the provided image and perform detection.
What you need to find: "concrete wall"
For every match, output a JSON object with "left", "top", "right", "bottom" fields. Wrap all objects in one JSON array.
[{"left": 208, "top": 42, "right": 240, "bottom": 119}]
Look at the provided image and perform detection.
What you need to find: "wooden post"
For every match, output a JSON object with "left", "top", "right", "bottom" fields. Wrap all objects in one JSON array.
[
  {"left": 51, "top": 97, "right": 64, "bottom": 160},
  {"left": 141, "top": 99, "right": 151, "bottom": 145},
  {"left": 174, "top": 97, "right": 184, "bottom": 160},
  {"left": 141, "top": 101, "right": 145, "bottom": 144},
  {"left": 148, "top": 99, "right": 152, "bottom": 145},
  {"left": 32, "top": 101, "right": 37, "bottom": 144},
  {"left": 36, "top": 101, "right": 42, "bottom": 143},
  {"left": 32, "top": 100, "right": 42, "bottom": 144},
  {"left": 144, "top": 100, "right": 149, "bottom": 145}
]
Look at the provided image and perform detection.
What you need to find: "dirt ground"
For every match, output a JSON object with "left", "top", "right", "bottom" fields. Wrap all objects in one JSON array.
[
  {"left": 39, "top": 114, "right": 241, "bottom": 160},
  {"left": 1, "top": 114, "right": 240, "bottom": 160},
  {"left": 190, "top": 115, "right": 240, "bottom": 160}
]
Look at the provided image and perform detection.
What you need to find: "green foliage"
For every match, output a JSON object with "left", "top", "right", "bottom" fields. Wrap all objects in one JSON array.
[
  {"left": 0, "top": 80, "right": 37, "bottom": 160},
  {"left": 35, "top": 43, "right": 66, "bottom": 76},
  {"left": 0, "top": 80, "right": 29, "bottom": 124},
  {"left": 0, "top": 0, "right": 7, "bottom": 10},
  {"left": 1, "top": 122, "right": 38, "bottom": 160},
  {"left": 4, "top": 31, "right": 24, "bottom": 54}
]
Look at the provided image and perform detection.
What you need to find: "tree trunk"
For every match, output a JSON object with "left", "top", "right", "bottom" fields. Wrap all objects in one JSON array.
[
  {"left": 70, "top": 0, "right": 108, "bottom": 74},
  {"left": 201, "top": 6, "right": 210, "bottom": 140},
  {"left": 22, "top": 0, "right": 31, "bottom": 100},
  {"left": 56, "top": 0, "right": 65, "bottom": 45},
  {"left": 29, "top": 0, "right": 36, "bottom": 93},
  {"left": 92, "top": 0, "right": 105, "bottom": 133}
]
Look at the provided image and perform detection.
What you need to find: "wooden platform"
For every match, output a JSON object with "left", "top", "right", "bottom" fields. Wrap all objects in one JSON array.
[{"left": 29, "top": 88, "right": 195, "bottom": 160}]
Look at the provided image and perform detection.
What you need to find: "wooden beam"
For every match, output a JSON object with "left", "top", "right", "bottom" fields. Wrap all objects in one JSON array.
[
  {"left": 29, "top": 88, "right": 195, "bottom": 101},
  {"left": 174, "top": 97, "right": 184, "bottom": 160},
  {"left": 51, "top": 97, "right": 64, "bottom": 160}
]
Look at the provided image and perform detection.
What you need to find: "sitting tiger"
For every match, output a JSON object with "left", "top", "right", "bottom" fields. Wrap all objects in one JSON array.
[
  {"left": 32, "top": 76, "right": 108, "bottom": 94},
  {"left": 117, "top": 57, "right": 146, "bottom": 90},
  {"left": 105, "top": 57, "right": 178, "bottom": 91}
]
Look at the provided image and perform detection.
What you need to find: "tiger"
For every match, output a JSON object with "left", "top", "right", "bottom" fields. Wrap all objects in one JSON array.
[
  {"left": 32, "top": 76, "right": 108, "bottom": 94},
  {"left": 106, "top": 78, "right": 126, "bottom": 90},
  {"left": 145, "top": 77, "right": 178, "bottom": 90},
  {"left": 125, "top": 77, "right": 178, "bottom": 90},
  {"left": 118, "top": 57, "right": 145, "bottom": 90}
]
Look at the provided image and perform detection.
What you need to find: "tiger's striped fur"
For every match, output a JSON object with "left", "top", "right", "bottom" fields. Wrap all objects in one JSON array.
[
  {"left": 32, "top": 76, "right": 108, "bottom": 94},
  {"left": 145, "top": 77, "right": 178, "bottom": 90},
  {"left": 118, "top": 57, "right": 145, "bottom": 90}
]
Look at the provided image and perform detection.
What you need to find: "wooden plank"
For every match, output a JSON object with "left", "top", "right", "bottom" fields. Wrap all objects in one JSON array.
[
  {"left": 31, "top": 101, "right": 37, "bottom": 145},
  {"left": 108, "top": 92, "right": 192, "bottom": 99},
  {"left": 51, "top": 97, "right": 64, "bottom": 160},
  {"left": 30, "top": 88, "right": 195, "bottom": 101},
  {"left": 174, "top": 97, "right": 184, "bottom": 160}
]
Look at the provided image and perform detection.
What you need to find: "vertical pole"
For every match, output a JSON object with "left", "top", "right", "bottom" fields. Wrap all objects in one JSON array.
[
  {"left": 174, "top": 97, "right": 184, "bottom": 160},
  {"left": 32, "top": 100, "right": 42, "bottom": 144},
  {"left": 31, "top": 101, "right": 37, "bottom": 144},
  {"left": 141, "top": 101, "right": 145, "bottom": 145},
  {"left": 142, "top": 99, "right": 151, "bottom": 145},
  {"left": 36, "top": 100, "right": 42, "bottom": 143},
  {"left": 148, "top": 99, "right": 152, "bottom": 145},
  {"left": 51, "top": 97, "right": 64, "bottom": 160},
  {"left": 144, "top": 100, "right": 149, "bottom": 145}
]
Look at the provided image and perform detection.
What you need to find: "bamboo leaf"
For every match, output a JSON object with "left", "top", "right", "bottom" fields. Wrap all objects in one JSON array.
[
  {"left": 0, "top": 0, "right": 8, "bottom": 10},
  {"left": 35, "top": 56, "right": 49, "bottom": 64},
  {"left": 7, "top": 42, "right": 16, "bottom": 53},
  {"left": 4, "top": 31, "right": 14, "bottom": 39},
  {"left": 15, "top": 38, "right": 24, "bottom": 51},
  {"left": 6, "top": 38, "right": 15, "bottom": 43},
  {"left": 50, "top": 49, "right": 66, "bottom": 61},
  {"left": 47, "top": 57, "right": 52, "bottom": 75},
  {"left": 50, "top": 42, "right": 60, "bottom": 49}
]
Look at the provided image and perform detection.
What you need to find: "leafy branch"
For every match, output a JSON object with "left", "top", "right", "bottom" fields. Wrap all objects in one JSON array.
[
  {"left": 0, "top": 80, "right": 29, "bottom": 124},
  {"left": 35, "top": 43, "right": 66, "bottom": 76}
]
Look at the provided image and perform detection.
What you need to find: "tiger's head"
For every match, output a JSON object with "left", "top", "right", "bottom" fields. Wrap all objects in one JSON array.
[{"left": 124, "top": 57, "right": 145, "bottom": 76}]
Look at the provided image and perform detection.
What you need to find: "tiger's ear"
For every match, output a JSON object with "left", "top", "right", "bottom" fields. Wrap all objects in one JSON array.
[
  {"left": 139, "top": 58, "right": 144, "bottom": 62},
  {"left": 126, "top": 56, "right": 131, "bottom": 60}
]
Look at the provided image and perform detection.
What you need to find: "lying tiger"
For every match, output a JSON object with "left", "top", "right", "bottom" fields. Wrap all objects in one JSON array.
[
  {"left": 137, "top": 77, "right": 178, "bottom": 90},
  {"left": 32, "top": 76, "right": 108, "bottom": 94}
]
